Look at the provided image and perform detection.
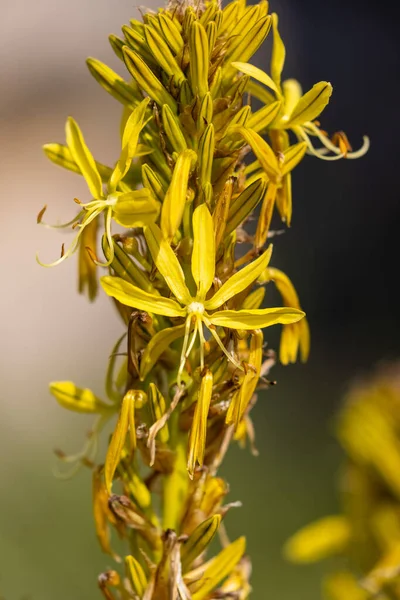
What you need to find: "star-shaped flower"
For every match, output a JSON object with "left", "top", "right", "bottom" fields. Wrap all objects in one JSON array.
[
  {"left": 37, "top": 97, "right": 159, "bottom": 268},
  {"left": 101, "top": 203, "right": 304, "bottom": 384},
  {"left": 232, "top": 13, "right": 369, "bottom": 162}
]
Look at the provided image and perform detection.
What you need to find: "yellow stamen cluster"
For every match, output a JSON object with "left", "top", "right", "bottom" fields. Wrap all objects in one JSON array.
[{"left": 39, "top": 0, "right": 367, "bottom": 597}]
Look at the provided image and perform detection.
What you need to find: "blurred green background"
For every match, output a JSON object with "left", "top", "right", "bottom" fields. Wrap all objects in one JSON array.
[{"left": 0, "top": 0, "right": 398, "bottom": 598}]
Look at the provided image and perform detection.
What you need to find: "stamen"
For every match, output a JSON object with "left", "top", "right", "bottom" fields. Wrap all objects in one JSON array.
[
  {"left": 178, "top": 317, "right": 193, "bottom": 386},
  {"left": 53, "top": 414, "right": 108, "bottom": 479},
  {"left": 93, "top": 207, "right": 115, "bottom": 268},
  {"left": 301, "top": 123, "right": 370, "bottom": 160},
  {"left": 203, "top": 317, "right": 243, "bottom": 371},
  {"left": 36, "top": 205, "right": 104, "bottom": 268},
  {"left": 198, "top": 318, "right": 206, "bottom": 370}
]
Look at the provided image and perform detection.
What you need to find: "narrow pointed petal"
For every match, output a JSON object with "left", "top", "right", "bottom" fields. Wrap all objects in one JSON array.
[
  {"left": 125, "top": 556, "right": 148, "bottom": 597},
  {"left": 148, "top": 383, "right": 169, "bottom": 443},
  {"left": 281, "top": 142, "right": 308, "bottom": 176},
  {"left": 241, "top": 286, "right": 266, "bottom": 310},
  {"left": 162, "top": 104, "right": 188, "bottom": 154},
  {"left": 181, "top": 514, "right": 221, "bottom": 572},
  {"left": 43, "top": 143, "right": 112, "bottom": 181},
  {"left": 287, "top": 81, "right": 333, "bottom": 127},
  {"left": 226, "top": 177, "right": 267, "bottom": 237},
  {"left": 109, "top": 97, "right": 150, "bottom": 191},
  {"left": 101, "top": 276, "right": 185, "bottom": 318},
  {"left": 160, "top": 150, "right": 197, "bottom": 241},
  {"left": 208, "top": 306, "right": 305, "bottom": 330},
  {"left": 112, "top": 189, "right": 160, "bottom": 228},
  {"left": 144, "top": 223, "right": 192, "bottom": 305},
  {"left": 144, "top": 26, "right": 186, "bottom": 84},
  {"left": 224, "top": 16, "right": 272, "bottom": 77},
  {"left": 65, "top": 117, "right": 103, "bottom": 199},
  {"left": 187, "top": 370, "right": 213, "bottom": 478},
  {"left": 234, "top": 126, "right": 280, "bottom": 180},
  {"left": 49, "top": 381, "right": 111, "bottom": 414},
  {"left": 140, "top": 324, "right": 186, "bottom": 381},
  {"left": 86, "top": 58, "right": 137, "bottom": 106},
  {"left": 232, "top": 61, "right": 281, "bottom": 96},
  {"left": 104, "top": 392, "right": 134, "bottom": 493},
  {"left": 205, "top": 245, "right": 273, "bottom": 310},
  {"left": 123, "top": 46, "right": 177, "bottom": 112},
  {"left": 270, "top": 13, "right": 286, "bottom": 89},
  {"left": 247, "top": 100, "right": 282, "bottom": 134},
  {"left": 192, "top": 204, "right": 215, "bottom": 300},
  {"left": 282, "top": 78, "right": 302, "bottom": 118},
  {"left": 191, "top": 537, "right": 246, "bottom": 600},
  {"left": 226, "top": 330, "right": 263, "bottom": 428},
  {"left": 189, "top": 21, "right": 209, "bottom": 98}
]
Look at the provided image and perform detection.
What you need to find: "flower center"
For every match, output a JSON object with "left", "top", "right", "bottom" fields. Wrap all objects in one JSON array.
[{"left": 187, "top": 302, "right": 205, "bottom": 316}]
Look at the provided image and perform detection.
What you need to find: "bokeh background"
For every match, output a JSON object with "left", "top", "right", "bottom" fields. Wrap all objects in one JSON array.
[{"left": 1, "top": 0, "right": 399, "bottom": 598}]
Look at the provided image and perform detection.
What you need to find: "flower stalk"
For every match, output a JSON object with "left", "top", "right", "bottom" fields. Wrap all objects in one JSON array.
[{"left": 39, "top": 0, "right": 367, "bottom": 597}]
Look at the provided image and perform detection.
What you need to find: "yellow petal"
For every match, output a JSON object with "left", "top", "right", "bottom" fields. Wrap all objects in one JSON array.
[
  {"left": 123, "top": 46, "right": 177, "bottom": 112},
  {"left": 100, "top": 275, "right": 185, "bottom": 318},
  {"left": 198, "top": 124, "right": 215, "bottom": 188},
  {"left": 142, "top": 163, "right": 166, "bottom": 204},
  {"left": 145, "top": 223, "right": 192, "bottom": 305},
  {"left": 162, "top": 104, "right": 188, "bottom": 154},
  {"left": 208, "top": 306, "right": 304, "bottom": 329},
  {"left": 139, "top": 324, "right": 186, "bottom": 381},
  {"left": 104, "top": 391, "right": 135, "bottom": 493},
  {"left": 213, "top": 177, "right": 234, "bottom": 250},
  {"left": 241, "top": 287, "right": 266, "bottom": 310},
  {"left": 226, "top": 177, "right": 267, "bottom": 237},
  {"left": 232, "top": 61, "right": 281, "bottom": 96},
  {"left": 279, "top": 324, "right": 300, "bottom": 365},
  {"left": 189, "top": 21, "right": 209, "bottom": 98},
  {"left": 270, "top": 13, "right": 285, "bottom": 90},
  {"left": 181, "top": 514, "right": 221, "bottom": 572},
  {"left": 187, "top": 370, "right": 213, "bottom": 478},
  {"left": 109, "top": 97, "right": 150, "bottom": 191},
  {"left": 234, "top": 126, "right": 280, "bottom": 180},
  {"left": 43, "top": 143, "right": 112, "bottom": 181},
  {"left": 284, "top": 515, "right": 351, "bottom": 563},
  {"left": 281, "top": 142, "right": 308, "bottom": 176},
  {"left": 247, "top": 100, "right": 282, "bottom": 134},
  {"left": 192, "top": 204, "right": 215, "bottom": 300},
  {"left": 224, "top": 16, "right": 272, "bottom": 77},
  {"left": 287, "top": 81, "right": 333, "bottom": 127},
  {"left": 86, "top": 58, "right": 136, "bottom": 106},
  {"left": 226, "top": 330, "right": 263, "bottom": 428},
  {"left": 78, "top": 216, "right": 98, "bottom": 302},
  {"left": 205, "top": 245, "right": 273, "bottom": 310},
  {"left": 65, "top": 117, "right": 103, "bottom": 199},
  {"left": 282, "top": 78, "right": 302, "bottom": 119},
  {"left": 144, "top": 25, "right": 186, "bottom": 84},
  {"left": 49, "top": 381, "right": 110, "bottom": 414},
  {"left": 148, "top": 383, "right": 169, "bottom": 443},
  {"left": 160, "top": 149, "right": 197, "bottom": 241},
  {"left": 102, "top": 236, "right": 156, "bottom": 294},
  {"left": 112, "top": 189, "right": 160, "bottom": 228},
  {"left": 158, "top": 13, "right": 184, "bottom": 54},
  {"left": 125, "top": 556, "right": 148, "bottom": 597},
  {"left": 191, "top": 537, "right": 246, "bottom": 600}
]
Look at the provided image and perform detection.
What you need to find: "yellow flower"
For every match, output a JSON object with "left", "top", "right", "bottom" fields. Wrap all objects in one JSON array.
[
  {"left": 101, "top": 203, "right": 304, "bottom": 384},
  {"left": 37, "top": 97, "right": 159, "bottom": 268},
  {"left": 233, "top": 13, "right": 369, "bottom": 162}
]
